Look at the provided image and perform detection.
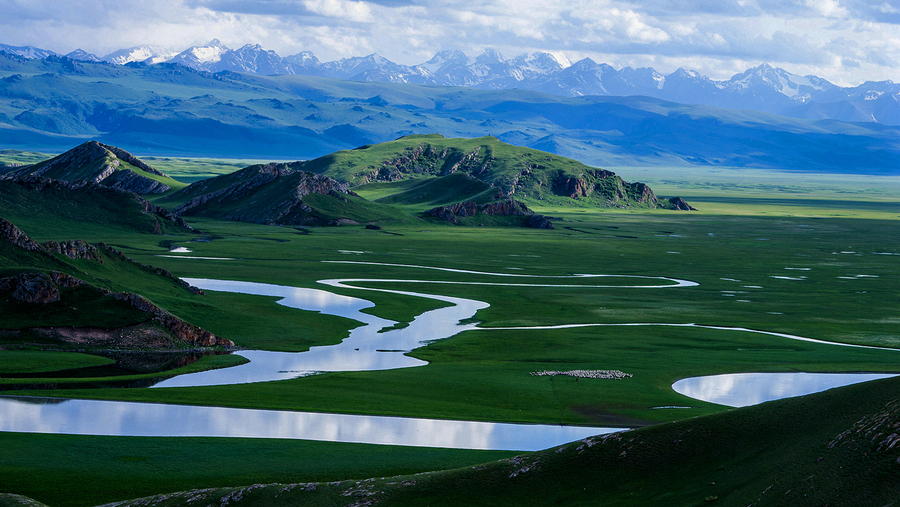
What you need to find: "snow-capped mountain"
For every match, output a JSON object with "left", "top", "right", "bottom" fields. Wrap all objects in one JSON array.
[
  {"left": 102, "top": 45, "right": 176, "bottom": 65},
  {"left": 211, "top": 44, "right": 295, "bottom": 75},
  {"left": 167, "top": 39, "right": 230, "bottom": 70},
  {"left": 0, "top": 44, "right": 57, "bottom": 59},
  {"left": 4, "top": 39, "right": 900, "bottom": 125},
  {"left": 317, "top": 53, "right": 431, "bottom": 83},
  {"left": 65, "top": 49, "right": 101, "bottom": 62}
]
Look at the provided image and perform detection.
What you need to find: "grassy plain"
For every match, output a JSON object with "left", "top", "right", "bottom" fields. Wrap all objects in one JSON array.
[{"left": 1, "top": 164, "right": 899, "bottom": 505}]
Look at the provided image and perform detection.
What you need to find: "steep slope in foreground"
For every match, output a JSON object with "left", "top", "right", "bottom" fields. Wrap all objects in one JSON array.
[
  {"left": 1, "top": 141, "right": 182, "bottom": 194},
  {"left": 92, "top": 374, "right": 900, "bottom": 506},
  {"left": 309, "top": 135, "right": 689, "bottom": 210}
]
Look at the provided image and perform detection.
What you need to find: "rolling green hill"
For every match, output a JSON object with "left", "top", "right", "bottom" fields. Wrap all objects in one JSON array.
[{"left": 309, "top": 135, "right": 681, "bottom": 209}]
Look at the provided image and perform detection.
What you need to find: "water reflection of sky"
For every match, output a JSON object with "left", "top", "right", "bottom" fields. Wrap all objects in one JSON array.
[
  {"left": 0, "top": 396, "right": 621, "bottom": 451},
  {"left": 152, "top": 278, "right": 487, "bottom": 388},
  {"left": 672, "top": 372, "right": 898, "bottom": 407}
]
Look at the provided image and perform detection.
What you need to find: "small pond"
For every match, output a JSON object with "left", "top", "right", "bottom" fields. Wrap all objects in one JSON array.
[{"left": 672, "top": 372, "right": 899, "bottom": 407}]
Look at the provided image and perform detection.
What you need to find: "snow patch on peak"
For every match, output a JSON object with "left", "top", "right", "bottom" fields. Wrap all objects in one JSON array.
[{"left": 102, "top": 45, "right": 175, "bottom": 65}]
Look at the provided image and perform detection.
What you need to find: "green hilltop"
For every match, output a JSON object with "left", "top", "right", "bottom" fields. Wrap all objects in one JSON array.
[
  {"left": 1, "top": 141, "right": 184, "bottom": 194},
  {"left": 310, "top": 135, "right": 685, "bottom": 210}
]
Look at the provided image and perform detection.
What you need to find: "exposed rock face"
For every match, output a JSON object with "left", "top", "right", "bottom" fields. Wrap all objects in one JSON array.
[
  {"left": 0, "top": 218, "right": 46, "bottom": 253},
  {"left": 355, "top": 140, "right": 664, "bottom": 209},
  {"left": 553, "top": 170, "right": 658, "bottom": 208},
  {"left": 108, "top": 291, "right": 229, "bottom": 347},
  {"left": 0, "top": 270, "right": 230, "bottom": 348},
  {"left": 173, "top": 164, "right": 357, "bottom": 226},
  {"left": 103, "top": 168, "right": 170, "bottom": 194},
  {"left": 480, "top": 199, "right": 532, "bottom": 216},
  {"left": 0, "top": 271, "right": 87, "bottom": 304},
  {"left": 426, "top": 198, "right": 554, "bottom": 229},
  {"left": 99, "top": 142, "right": 167, "bottom": 176},
  {"left": 3, "top": 272, "right": 61, "bottom": 303},
  {"left": 5, "top": 141, "right": 171, "bottom": 194},
  {"left": 43, "top": 240, "right": 103, "bottom": 262},
  {"left": 669, "top": 197, "right": 697, "bottom": 211},
  {"left": 368, "top": 144, "right": 496, "bottom": 184},
  {"left": 526, "top": 214, "right": 555, "bottom": 229}
]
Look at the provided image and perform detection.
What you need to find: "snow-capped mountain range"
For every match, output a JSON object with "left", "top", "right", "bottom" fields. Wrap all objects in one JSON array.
[{"left": 2, "top": 41, "right": 899, "bottom": 124}]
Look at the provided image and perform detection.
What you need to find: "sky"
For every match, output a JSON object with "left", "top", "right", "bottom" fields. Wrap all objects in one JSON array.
[{"left": 1, "top": 0, "right": 898, "bottom": 86}]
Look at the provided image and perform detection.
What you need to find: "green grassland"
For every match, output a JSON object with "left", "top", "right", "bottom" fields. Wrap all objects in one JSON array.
[{"left": 0, "top": 161, "right": 898, "bottom": 505}]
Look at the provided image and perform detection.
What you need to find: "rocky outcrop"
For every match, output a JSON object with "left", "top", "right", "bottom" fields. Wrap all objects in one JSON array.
[
  {"left": 42, "top": 239, "right": 103, "bottom": 262},
  {"left": 553, "top": 170, "right": 659, "bottom": 208},
  {"left": 173, "top": 164, "right": 357, "bottom": 226},
  {"left": 99, "top": 142, "right": 167, "bottom": 177},
  {"left": 525, "top": 214, "right": 555, "bottom": 229},
  {"left": 0, "top": 272, "right": 60, "bottom": 303},
  {"left": 0, "top": 218, "right": 47, "bottom": 253},
  {"left": 0, "top": 271, "right": 86, "bottom": 304},
  {"left": 669, "top": 197, "right": 697, "bottom": 211},
  {"left": 103, "top": 168, "right": 171, "bottom": 194},
  {"left": 360, "top": 143, "right": 495, "bottom": 185},
  {"left": 108, "top": 291, "right": 230, "bottom": 347},
  {"left": 425, "top": 198, "right": 554, "bottom": 229}
]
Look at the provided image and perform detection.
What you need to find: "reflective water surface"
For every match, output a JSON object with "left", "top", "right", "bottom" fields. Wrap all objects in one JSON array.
[
  {"left": 0, "top": 396, "right": 621, "bottom": 451},
  {"left": 672, "top": 372, "right": 899, "bottom": 407},
  {"left": 152, "top": 278, "right": 487, "bottom": 388}
]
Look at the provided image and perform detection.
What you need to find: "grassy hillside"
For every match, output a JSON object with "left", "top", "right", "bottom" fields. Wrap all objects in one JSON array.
[{"left": 0, "top": 177, "right": 192, "bottom": 238}]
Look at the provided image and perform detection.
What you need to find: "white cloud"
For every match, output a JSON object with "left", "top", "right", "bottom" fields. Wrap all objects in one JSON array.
[{"left": 0, "top": 0, "right": 897, "bottom": 85}]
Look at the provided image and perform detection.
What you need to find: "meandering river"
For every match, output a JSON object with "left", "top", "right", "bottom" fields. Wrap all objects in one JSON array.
[{"left": 2, "top": 261, "right": 896, "bottom": 450}]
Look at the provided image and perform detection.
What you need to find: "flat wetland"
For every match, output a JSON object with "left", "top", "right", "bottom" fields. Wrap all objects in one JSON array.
[{"left": 1, "top": 163, "right": 899, "bottom": 506}]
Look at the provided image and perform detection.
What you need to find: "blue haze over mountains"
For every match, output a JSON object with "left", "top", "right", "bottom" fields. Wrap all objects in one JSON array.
[
  {"left": 3, "top": 40, "right": 900, "bottom": 125},
  {"left": 1, "top": 41, "right": 900, "bottom": 175}
]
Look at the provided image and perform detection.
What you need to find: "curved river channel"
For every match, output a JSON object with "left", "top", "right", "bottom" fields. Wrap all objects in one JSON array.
[{"left": 1, "top": 261, "right": 896, "bottom": 451}]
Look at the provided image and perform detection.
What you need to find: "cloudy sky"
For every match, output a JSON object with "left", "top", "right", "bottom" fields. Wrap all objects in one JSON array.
[{"left": 1, "top": 0, "right": 898, "bottom": 85}]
